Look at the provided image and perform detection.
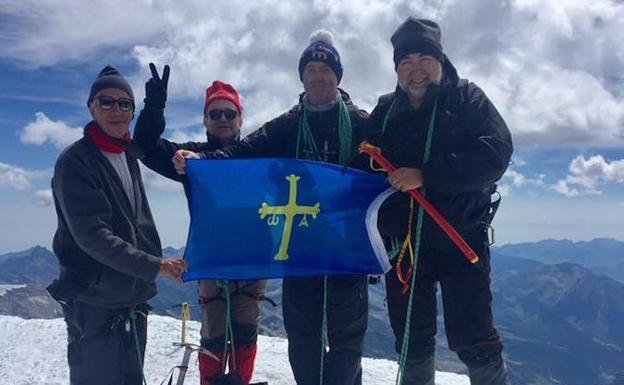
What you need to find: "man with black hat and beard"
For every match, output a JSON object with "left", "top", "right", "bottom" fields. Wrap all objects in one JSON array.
[
  {"left": 364, "top": 18, "right": 513, "bottom": 385},
  {"left": 172, "top": 31, "right": 369, "bottom": 385},
  {"left": 48, "top": 65, "right": 187, "bottom": 385}
]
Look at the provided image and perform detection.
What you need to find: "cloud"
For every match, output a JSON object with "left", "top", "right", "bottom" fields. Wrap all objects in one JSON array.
[
  {"left": 2, "top": 0, "right": 624, "bottom": 147},
  {"left": 497, "top": 184, "right": 512, "bottom": 197},
  {"left": 31, "top": 189, "right": 54, "bottom": 206},
  {"left": 481, "top": 64, "right": 624, "bottom": 147},
  {"left": 448, "top": 0, "right": 624, "bottom": 147},
  {"left": 140, "top": 164, "right": 183, "bottom": 193},
  {"left": 168, "top": 127, "right": 206, "bottom": 144},
  {"left": 127, "top": 1, "right": 407, "bottom": 129},
  {"left": 552, "top": 154, "right": 624, "bottom": 196},
  {"left": 551, "top": 179, "right": 580, "bottom": 197},
  {"left": 569, "top": 154, "right": 624, "bottom": 185},
  {"left": 570, "top": 155, "right": 624, "bottom": 187},
  {"left": 512, "top": 157, "right": 527, "bottom": 167},
  {"left": 0, "top": 0, "right": 168, "bottom": 67},
  {"left": 501, "top": 168, "right": 545, "bottom": 191},
  {"left": 0, "top": 0, "right": 455, "bottom": 134},
  {"left": 0, "top": 162, "right": 31, "bottom": 190},
  {"left": 503, "top": 169, "right": 526, "bottom": 187},
  {"left": 0, "top": 93, "right": 80, "bottom": 105},
  {"left": 0, "top": 162, "right": 50, "bottom": 191},
  {"left": 20, "top": 112, "right": 82, "bottom": 149}
]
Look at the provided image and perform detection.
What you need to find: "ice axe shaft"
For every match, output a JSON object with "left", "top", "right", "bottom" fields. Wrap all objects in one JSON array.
[{"left": 358, "top": 141, "right": 480, "bottom": 264}]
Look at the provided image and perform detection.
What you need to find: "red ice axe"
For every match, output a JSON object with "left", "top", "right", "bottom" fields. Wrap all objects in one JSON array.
[{"left": 358, "top": 141, "right": 480, "bottom": 265}]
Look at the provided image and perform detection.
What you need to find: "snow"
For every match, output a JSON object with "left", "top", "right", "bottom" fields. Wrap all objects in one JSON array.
[
  {"left": 0, "top": 315, "right": 469, "bottom": 385},
  {"left": 0, "top": 284, "right": 26, "bottom": 297}
]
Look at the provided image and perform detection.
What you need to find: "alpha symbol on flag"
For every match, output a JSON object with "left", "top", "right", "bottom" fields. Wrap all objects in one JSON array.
[{"left": 258, "top": 174, "right": 320, "bottom": 261}]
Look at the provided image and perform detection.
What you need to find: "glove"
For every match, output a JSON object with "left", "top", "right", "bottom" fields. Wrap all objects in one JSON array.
[{"left": 144, "top": 62, "right": 170, "bottom": 109}]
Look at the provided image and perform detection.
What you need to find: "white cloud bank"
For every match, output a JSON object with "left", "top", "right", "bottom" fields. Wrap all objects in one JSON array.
[
  {"left": 0, "top": 162, "right": 50, "bottom": 191},
  {"left": 20, "top": 112, "right": 82, "bottom": 150},
  {"left": 31, "top": 189, "right": 54, "bottom": 207},
  {"left": 499, "top": 168, "right": 545, "bottom": 196},
  {"left": 0, "top": 162, "right": 32, "bottom": 190},
  {"left": 141, "top": 165, "right": 183, "bottom": 194},
  {"left": 554, "top": 155, "right": 624, "bottom": 196},
  {"left": 2, "top": 0, "right": 623, "bottom": 147}
]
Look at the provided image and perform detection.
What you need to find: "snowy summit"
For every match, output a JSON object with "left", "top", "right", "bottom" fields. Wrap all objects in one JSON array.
[{"left": 0, "top": 314, "right": 469, "bottom": 385}]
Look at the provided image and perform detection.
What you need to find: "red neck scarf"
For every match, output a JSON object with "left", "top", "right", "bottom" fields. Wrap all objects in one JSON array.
[{"left": 86, "top": 121, "right": 131, "bottom": 153}]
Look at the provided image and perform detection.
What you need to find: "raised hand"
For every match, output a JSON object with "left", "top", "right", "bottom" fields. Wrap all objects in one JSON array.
[{"left": 144, "top": 62, "right": 170, "bottom": 109}]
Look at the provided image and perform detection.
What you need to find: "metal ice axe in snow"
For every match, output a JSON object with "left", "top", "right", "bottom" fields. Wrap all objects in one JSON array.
[
  {"left": 358, "top": 141, "right": 480, "bottom": 265},
  {"left": 168, "top": 302, "right": 219, "bottom": 385}
]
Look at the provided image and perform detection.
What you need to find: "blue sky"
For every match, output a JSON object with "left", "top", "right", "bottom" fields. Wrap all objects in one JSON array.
[{"left": 1, "top": 0, "right": 623, "bottom": 253}]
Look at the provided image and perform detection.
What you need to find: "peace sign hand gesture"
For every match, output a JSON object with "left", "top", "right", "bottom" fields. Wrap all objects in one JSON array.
[{"left": 144, "top": 62, "right": 170, "bottom": 109}]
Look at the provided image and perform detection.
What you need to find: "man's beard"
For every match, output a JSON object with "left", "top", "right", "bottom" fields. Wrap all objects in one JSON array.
[
  {"left": 398, "top": 76, "right": 441, "bottom": 101},
  {"left": 399, "top": 80, "right": 428, "bottom": 100}
]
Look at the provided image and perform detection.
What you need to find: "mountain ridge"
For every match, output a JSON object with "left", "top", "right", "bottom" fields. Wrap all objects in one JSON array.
[{"left": 1, "top": 239, "right": 623, "bottom": 385}]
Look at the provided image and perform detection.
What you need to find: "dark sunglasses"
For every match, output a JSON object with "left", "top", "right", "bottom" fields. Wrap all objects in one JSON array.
[
  {"left": 96, "top": 96, "right": 134, "bottom": 112},
  {"left": 207, "top": 109, "right": 238, "bottom": 121}
]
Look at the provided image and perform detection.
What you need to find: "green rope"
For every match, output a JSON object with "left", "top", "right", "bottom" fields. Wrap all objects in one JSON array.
[
  {"left": 337, "top": 99, "right": 353, "bottom": 166},
  {"left": 396, "top": 202, "right": 425, "bottom": 384},
  {"left": 297, "top": 107, "right": 319, "bottom": 160},
  {"left": 319, "top": 276, "right": 329, "bottom": 385},
  {"left": 218, "top": 280, "right": 236, "bottom": 374},
  {"left": 382, "top": 99, "right": 401, "bottom": 264},
  {"left": 387, "top": 237, "right": 402, "bottom": 261},
  {"left": 392, "top": 101, "right": 438, "bottom": 385},
  {"left": 422, "top": 102, "right": 437, "bottom": 162},
  {"left": 129, "top": 310, "right": 148, "bottom": 385},
  {"left": 381, "top": 99, "right": 397, "bottom": 135},
  {"left": 296, "top": 98, "right": 352, "bottom": 167},
  {"left": 296, "top": 97, "right": 351, "bottom": 384}
]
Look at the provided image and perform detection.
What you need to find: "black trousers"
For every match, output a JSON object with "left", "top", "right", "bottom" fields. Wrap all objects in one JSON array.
[
  {"left": 283, "top": 275, "right": 368, "bottom": 385},
  {"left": 385, "top": 235, "right": 504, "bottom": 366},
  {"left": 61, "top": 300, "right": 149, "bottom": 385}
]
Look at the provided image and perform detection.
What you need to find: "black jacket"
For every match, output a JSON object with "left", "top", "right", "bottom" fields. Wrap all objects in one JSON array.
[
  {"left": 48, "top": 131, "right": 162, "bottom": 308},
  {"left": 366, "top": 58, "right": 513, "bottom": 245},
  {"left": 134, "top": 106, "right": 225, "bottom": 201},
  {"left": 200, "top": 89, "right": 369, "bottom": 164}
]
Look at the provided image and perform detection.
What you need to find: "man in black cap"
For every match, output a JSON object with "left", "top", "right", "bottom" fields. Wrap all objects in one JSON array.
[
  {"left": 172, "top": 31, "right": 369, "bottom": 385},
  {"left": 48, "top": 65, "right": 187, "bottom": 385},
  {"left": 364, "top": 17, "right": 513, "bottom": 385}
]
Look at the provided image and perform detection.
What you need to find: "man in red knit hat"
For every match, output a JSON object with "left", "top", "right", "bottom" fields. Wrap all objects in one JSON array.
[
  {"left": 48, "top": 65, "right": 187, "bottom": 385},
  {"left": 134, "top": 64, "right": 267, "bottom": 385}
]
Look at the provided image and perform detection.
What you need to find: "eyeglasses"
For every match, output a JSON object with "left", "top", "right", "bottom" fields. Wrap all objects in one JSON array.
[
  {"left": 207, "top": 109, "right": 238, "bottom": 121},
  {"left": 95, "top": 96, "right": 134, "bottom": 112}
]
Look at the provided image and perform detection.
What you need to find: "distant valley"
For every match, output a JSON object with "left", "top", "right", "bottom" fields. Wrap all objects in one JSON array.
[{"left": 1, "top": 239, "right": 623, "bottom": 385}]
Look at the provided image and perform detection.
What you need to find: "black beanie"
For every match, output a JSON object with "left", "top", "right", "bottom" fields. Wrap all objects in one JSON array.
[
  {"left": 87, "top": 65, "right": 134, "bottom": 106},
  {"left": 298, "top": 30, "right": 343, "bottom": 84},
  {"left": 391, "top": 17, "right": 444, "bottom": 66}
]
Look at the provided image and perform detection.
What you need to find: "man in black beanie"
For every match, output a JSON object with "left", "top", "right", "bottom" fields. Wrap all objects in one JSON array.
[
  {"left": 48, "top": 65, "right": 187, "bottom": 385},
  {"left": 363, "top": 17, "right": 513, "bottom": 385}
]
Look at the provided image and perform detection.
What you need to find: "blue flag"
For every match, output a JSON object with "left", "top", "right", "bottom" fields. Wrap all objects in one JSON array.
[{"left": 182, "top": 158, "right": 393, "bottom": 281}]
